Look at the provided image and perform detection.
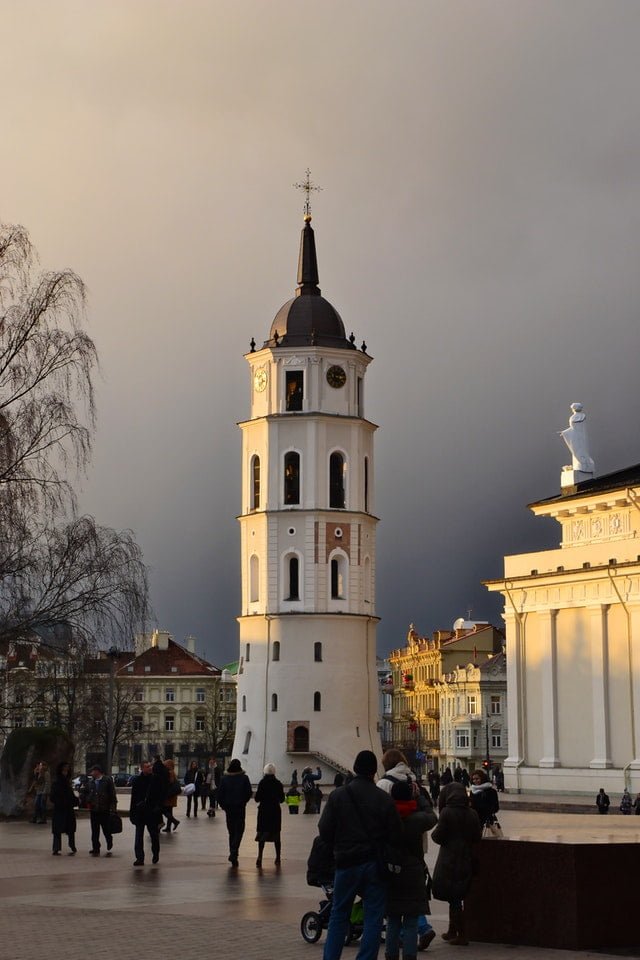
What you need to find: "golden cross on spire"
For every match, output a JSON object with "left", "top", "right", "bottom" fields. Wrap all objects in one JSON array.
[{"left": 293, "top": 168, "right": 322, "bottom": 220}]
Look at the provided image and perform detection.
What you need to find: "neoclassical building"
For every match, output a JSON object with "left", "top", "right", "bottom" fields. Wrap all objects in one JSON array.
[
  {"left": 232, "top": 204, "right": 382, "bottom": 782},
  {"left": 486, "top": 447, "right": 640, "bottom": 794}
]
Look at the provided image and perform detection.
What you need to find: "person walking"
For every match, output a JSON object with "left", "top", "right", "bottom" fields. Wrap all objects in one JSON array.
[
  {"left": 129, "top": 759, "right": 164, "bottom": 866},
  {"left": 385, "top": 780, "right": 437, "bottom": 960},
  {"left": 595, "top": 788, "right": 610, "bottom": 814},
  {"left": 428, "top": 770, "right": 440, "bottom": 805},
  {"left": 86, "top": 764, "right": 117, "bottom": 856},
  {"left": 206, "top": 758, "right": 221, "bottom": 817},
  {"left": 469, "top": 768, "right": 499, "bottom": 830},
  {"left": 431, "top": 782, "right": 481, "bottom": 946},
  {"left": 318, "top": 749, "right": 402, "bottom": 960},
  {"left": 184, "top": 760, "right": 203, "bottom": 818},
  {"left": 302, "top": 766, "right": 322, "bottom": 813},
  {"left": 162, "top": 758, "right": 181, "bottom": 832},
  {"left": 31, "top": 761, "right": 51, "bottom": 824},
  {"left": 254, "top": 762, "right": 285, "bottom": 867},
  {"left": 50, "top": 762, "right": 77, "bottom": 856},
  {"left": 620, "top": 788, "right": 632, "bottom": 815},
  {"left": 217, "top": 759, "right": 253, "bottom": 866}
]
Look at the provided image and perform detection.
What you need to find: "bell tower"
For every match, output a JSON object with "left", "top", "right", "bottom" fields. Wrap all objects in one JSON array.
[{"left": 232, "top": 189, "right": 382, "bottom": 782}]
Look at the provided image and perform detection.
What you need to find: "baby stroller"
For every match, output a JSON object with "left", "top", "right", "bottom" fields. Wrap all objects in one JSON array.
[{"left": 300, "top": 837, "right": 379, "bottom": 946}]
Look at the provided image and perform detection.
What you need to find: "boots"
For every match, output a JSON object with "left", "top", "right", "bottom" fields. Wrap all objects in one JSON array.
[
  {"left": 448, "top": 908, "right": 468, "bottom": 946},
  {"left": 441, "top": 906, "right": 456, "bottom": 941}
]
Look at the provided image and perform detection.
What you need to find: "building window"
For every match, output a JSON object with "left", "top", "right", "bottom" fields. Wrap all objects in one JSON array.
[
  {"left": 284, "top": 451, "right": 300, "bottom": 504},
  {"left": 467, "top": 695, "right": 477, "bottom": 715},
  {"left": 287, "top": 555, "right": 300, "bottom": 600},
  {"left": 329, "top": 452, "right": 346, "bottom": 508},
  {"left": 133, "top": 715, "right": 143, "bottom": 732},
  {"left": 35, "top": 716, "right": 45, "bottom": 728},
  {"left": 165, "top": 688, "right": 175, "bottom": 703},
  {"left": 330, "top": 555, "right": 347, "bottom": 599},
  {"left": 165, "top": 716, "right": 175, "bottom": 732},
  {"left": 195, "top": 715, "right": 205, "bottom": 732},
  {"left": 455, "top": 729, "right": 470, "bottom": 749},
  {"left": 251, "top": 455, "right": 260, "bottom": 509},
  {"left": 491, "top": 696, "right": 501, "bottom": 715},
  {"left": 134, "top": 689, "right": 143, "bottom": 702},
  {"left": 364, "top": 556, "right": 371, "bottom": 603},
  {"left": 242, "top": 731, "right": 252, "bottom": 754},
  {"left": 196, "top": 688, "right": 205, "bottom": 703},
  {"left": 13, "top": 716, "right": 24, "bottom": 728},
  {"left": 314, "top": 691, "right": 321, "bottom": 712},
  {"left": 245, "top": 643, "right": 250, "bottom": 662},
  {"left": 271, "top": 693, "right": 278, "bottom": 711},
  {"left": 242, "top": 695, "right": 246, "bottom": 712},
  {"left": 492, "top": 732, "right": 502, "bottom": 749},
  {"left": 273, "top": 641, "right": 280, "bottom": 662},
  {"left": 285, "top": 370, "right": 303, "bottom": 411},
  {"left": 250, "top": 554, "right": 259, "bottom": 602},
  {"left": 357, "top": 376, "right": 363, "bottom": 417},
  {"left": 314, "top": 642, "right": 322, "bottom": 662},
  {"left": 364, "top": 456, "right": 369, "bottom": 512}
]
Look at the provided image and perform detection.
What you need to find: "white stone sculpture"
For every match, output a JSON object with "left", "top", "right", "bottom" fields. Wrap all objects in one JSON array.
[{"left": 560, "top": 402, "right": 595, "bottom": 486}]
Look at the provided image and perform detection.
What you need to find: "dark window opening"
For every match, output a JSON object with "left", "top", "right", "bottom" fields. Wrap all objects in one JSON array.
[
  {"left": 330, "top": 452, "right": 346, "bottom": 508},
  {"left": 271, "top": 693, "right": 278, "bottom": 711},
  {"left": 252, "top": 456, "right": 260, "bottom": 509},
  {"left": 331, "top": 557, "right": 345, "bottom": 599},
  {"left": 286, "top": 371, "right": 304, "bottom": 411},
  {"left": 364, "top": 457, "right": 369, "bottom": 513},
  {"left": 293, "top": 725, "right": 309, "bottom": 751},
  {"left": 284, "top": 451, "right": 300, "bottom": 504},
  {"left": 314, "top": 691, "right": 321, "bottom": 712},
  {"left": 288, "top": 556, "right": 299, "bottom": 600},
  {"left": 314, "top": 642, "right": 322, "bottom": 662},
  {"left": 273, "top": 640, "right": 280, "bottom": 661}
]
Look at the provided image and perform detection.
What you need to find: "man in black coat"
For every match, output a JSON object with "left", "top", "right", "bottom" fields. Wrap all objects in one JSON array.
[
  {"left": 86, "top": 764, "right": 117, "bottom": 856},
  {"left": 217, "top": 759, "right": 253, "bottom": 866},
  {"left": 129, "top": 760, "right": 165, "bottom": 866},
  {"left": 318, "top": 750, "right": 402, "bottom": 960}
]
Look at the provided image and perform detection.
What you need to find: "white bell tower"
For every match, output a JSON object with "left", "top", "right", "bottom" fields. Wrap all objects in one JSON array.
[{"left": 231, "top": 201, "right": 382, "bottom": 783}]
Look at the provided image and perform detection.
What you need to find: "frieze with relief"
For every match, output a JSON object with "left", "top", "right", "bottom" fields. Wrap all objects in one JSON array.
[{"left": 562, "top": 511, "right": 630, "bottom": 546}]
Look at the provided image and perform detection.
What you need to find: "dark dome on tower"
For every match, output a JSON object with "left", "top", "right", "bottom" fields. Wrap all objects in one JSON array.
[{"left": 265, "top": 217, "right": 355, "bottom": 350}]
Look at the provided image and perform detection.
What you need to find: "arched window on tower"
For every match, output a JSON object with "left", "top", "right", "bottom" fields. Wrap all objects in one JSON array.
[
  {"left": 314, "top": 642, "right": 322, "bottom": 662},
  {"left": 242, "top": 731, "right": 251, "bottom": 754},
  {"left": 271, "top": 693, "right": 278, "bottom": 712},
  {"left": 272, "top": 640, "right": 280, "bottom": 661},
  {"left": 286, "top": 554, "right": 300, "bottom": 600},
  {"left": 314, "top": 691, "right": 322, "bottom": 712},
  {"left": 330, "top": 555, "right": 347, "bottom": 599},
  {"left": 251, "top": 455, "right": 260, "bottom": 510},
  {"left": 242, "top": 695, "right": 246, "bottom": 712},
  {"left": 284, "top": 451, "right": 300, "bottom": 505},
  {"left": 330, "top": 452, "right": 346, "bottom": 509},
  {"left": 250, "top": 555, "right": 259, "bottom": 603},
  {"left": 285, "top": 371, "right": 304, "bottom": 411},
  {"left": 364, "top": 457, "right": 369, "bottom": 513}
]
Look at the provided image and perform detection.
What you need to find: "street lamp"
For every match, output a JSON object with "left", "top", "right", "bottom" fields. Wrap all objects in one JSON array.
[{"left": 105, "top": 645, "right": 119, "bottom": 776}]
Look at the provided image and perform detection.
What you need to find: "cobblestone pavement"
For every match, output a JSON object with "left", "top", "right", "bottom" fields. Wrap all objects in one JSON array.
[{"left": 0, "top": 798, "right": 637, "bottom": 960}]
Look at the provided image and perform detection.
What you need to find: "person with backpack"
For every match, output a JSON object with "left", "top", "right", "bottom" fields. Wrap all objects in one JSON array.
[{"left": 302, "top": 766, "right": 322, "bottom": 813}]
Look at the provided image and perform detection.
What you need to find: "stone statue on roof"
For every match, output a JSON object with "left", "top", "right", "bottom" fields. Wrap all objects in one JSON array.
[{"left": 560, "top": 402, "right": 595, "bottom": 474}]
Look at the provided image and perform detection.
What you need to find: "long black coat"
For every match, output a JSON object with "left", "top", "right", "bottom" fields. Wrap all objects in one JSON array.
[
  {"left": 431, "top": 784, "right": 481, "bottom": 903},
  {"left": 255, "top": 774, "right": 285, "bottom": 838},
  {"left": 387, "top": 803, "right": 437, "bottom": 917},
  {"left": 469, "top": 783, "right": 499, "bottom": 828},
  {"left": 50, "top": 774, "right": 77, "bottom": 836},
  {"left": 218, "top": 770, "right": 252, "bottom": 810},
  {"left": 129, "top": 772, "right": 165, "bottom": 825}
]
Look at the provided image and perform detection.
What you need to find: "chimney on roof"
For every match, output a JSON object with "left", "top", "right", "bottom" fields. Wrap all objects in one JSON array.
[
  {"left": 134, "top": 633, "right": 152, "bottom": 657},
  {"left": 152, "top": 630, "right": 171, "bottom": 651},
  {"left": 185, "top": 635, "right": 196, "bottom": 654}
]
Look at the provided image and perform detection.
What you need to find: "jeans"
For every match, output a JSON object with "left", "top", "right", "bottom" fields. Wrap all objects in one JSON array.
[
  {"left": 387, "top": 914, "right": 418, "bottom": 958},
  {"left": 322, "top": 860, "right": 386, "bottom": 960},
  {"left": 34, "top": 793, "right": 48, "bottom": 822},
  {"left": 134, "top": 819, "right": 160, "bottom": 862},
  {"left": 417, "top": 915, "right": 432, "bottom": 935}
]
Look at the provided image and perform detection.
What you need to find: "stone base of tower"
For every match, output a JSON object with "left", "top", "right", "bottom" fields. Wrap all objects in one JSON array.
[{"left": 232, "top": 614, "right": 382, "bottom": 784}]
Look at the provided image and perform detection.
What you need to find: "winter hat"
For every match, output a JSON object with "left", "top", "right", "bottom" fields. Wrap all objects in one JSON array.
[
  {"left": 353, "top": 750, "right": 378, "bottom": 777},
  {"left": 391, "top": 780, "right": 413, "bottom": 802},
  {"left": 227, "top": 759, "right": 242, "bottom": 773}
]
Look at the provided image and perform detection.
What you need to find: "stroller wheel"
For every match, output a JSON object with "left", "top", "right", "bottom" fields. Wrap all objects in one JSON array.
[{"left": 301, "top": 911, "right": 323, "bottom": 943}]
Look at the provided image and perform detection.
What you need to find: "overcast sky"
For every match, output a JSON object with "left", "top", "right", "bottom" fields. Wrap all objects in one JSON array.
[{"left": 2, "top": 0, "right": 640, "bottom": 666}]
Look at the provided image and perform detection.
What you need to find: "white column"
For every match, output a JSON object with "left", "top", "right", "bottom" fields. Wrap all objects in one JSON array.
[
  {"left": 589, "top": 604, "right": 612, "bottom": 768},
  {"left": 628, "top": 605, "right": 640, "bottom": 768},
  {"left": 539, "top": 609, "right": 560, "bottom": 767},
  {"left": 503, "top": 611, "right": 525, "bottom": 768}
]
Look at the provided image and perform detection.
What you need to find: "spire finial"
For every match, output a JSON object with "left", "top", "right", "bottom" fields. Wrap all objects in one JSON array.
[{"left": 293, "top": 168, "right": 322, "bottom": 220}]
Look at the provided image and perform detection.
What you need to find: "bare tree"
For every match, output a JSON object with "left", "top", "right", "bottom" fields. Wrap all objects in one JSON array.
[{"left": 0, "top": 220, "right": 149, "bottom": 645}]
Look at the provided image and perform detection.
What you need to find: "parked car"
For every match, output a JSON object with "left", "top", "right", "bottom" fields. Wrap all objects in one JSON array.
[{"left": 113, "top": 773, "right": 134, "bottom": 787}]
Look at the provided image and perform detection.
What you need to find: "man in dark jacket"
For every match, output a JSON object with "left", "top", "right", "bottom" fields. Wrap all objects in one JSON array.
[
  {"left": 129, "top": 760, "right": 165, "bottom": 866},
  {"left": 86, "top": 765, "right": 117, "bottom": 856},
  {"left": 217, "top": 759, "right": 253, "bottom": 866},
  {"left": 318, "top": 750, "right": 402, "bottom": 960}
]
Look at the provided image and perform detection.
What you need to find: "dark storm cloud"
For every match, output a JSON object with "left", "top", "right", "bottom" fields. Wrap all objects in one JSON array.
[{"left": 1, "top": 0, "right": 639, "bottom": 662}]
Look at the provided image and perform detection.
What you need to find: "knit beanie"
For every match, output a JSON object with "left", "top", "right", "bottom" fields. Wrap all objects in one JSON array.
[{"left": 353, "top": 750, "right": 378, "bottom": 777}]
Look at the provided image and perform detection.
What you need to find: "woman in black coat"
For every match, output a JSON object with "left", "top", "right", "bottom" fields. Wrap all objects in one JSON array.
[
  {"left": 431, "top": 782, "right": 481, "bottom": 946},
  {"left": 385, "top": 780, "right": 438, "bottom": 960},
  {"left": 50, "top": 762, "right": 78, "bottom": 855},
  {"left": 254, "top": 762, "right": 285, "bottom": 867},
  {"left": 469, "top": 768, "right": 499, "bottom": 829}
]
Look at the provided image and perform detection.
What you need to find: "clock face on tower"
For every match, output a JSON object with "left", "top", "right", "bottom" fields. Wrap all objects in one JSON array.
[
  {"left": 326, "top": 365, "right": 346, "bottom": 389},
  {"left": 253, "top": 368, "right": 268, "bottom": 393}
]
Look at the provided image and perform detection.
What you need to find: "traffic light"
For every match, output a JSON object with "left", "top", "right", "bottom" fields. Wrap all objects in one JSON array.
[{"left": 482, "top": 759, "right": 491, "bottom": 770}]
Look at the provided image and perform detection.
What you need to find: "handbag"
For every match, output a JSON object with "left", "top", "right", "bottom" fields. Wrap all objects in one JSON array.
[
  {"left": 108, "top": 812, "right": 123, "bottom": 834},
  {"left": 482, "top": 819, "right": 505, "bottom": 839},
  {"left": 183, "top": 782, "right": 196, "bottom": 796}
]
